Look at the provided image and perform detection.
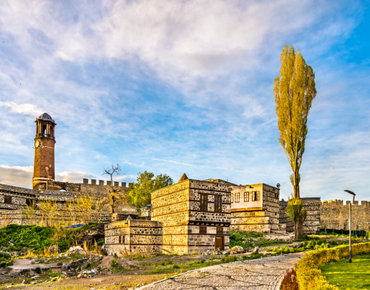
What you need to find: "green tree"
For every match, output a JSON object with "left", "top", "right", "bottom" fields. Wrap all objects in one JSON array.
[
  {"left": 286, "top": 196, "right": 307, "bottom": 240},
  {"left": 274, "top": 44, "right": 316, "bottom": 239},
  {"left": 127, "top": 171, "right": 173, "bottom": 211}
]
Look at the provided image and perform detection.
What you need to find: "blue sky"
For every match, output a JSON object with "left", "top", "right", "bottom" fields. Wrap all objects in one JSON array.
[{"left": 0, "top": 0, "right": 369, "bottom": 202}]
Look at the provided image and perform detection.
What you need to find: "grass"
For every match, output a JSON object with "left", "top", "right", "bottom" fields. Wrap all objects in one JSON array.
[
  {"left": 321, "top": 252, "right": 370, "bottom": 289},
  {"left": 229, "top": 230, "right": 288, "bottom": 250},
  {"left": 0, "top": 223, "right": 103, "bottom": 253},
  {"left": 148, "top": 253, "right": 264, "bottom": 274},
  {"left": 267, "top": 238, "right": 345, "bottom": 254}
]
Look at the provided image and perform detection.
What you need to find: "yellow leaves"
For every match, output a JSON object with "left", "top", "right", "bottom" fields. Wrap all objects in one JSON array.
[{"left": 274, "top": 44, "right": 316, "bottom": 198}]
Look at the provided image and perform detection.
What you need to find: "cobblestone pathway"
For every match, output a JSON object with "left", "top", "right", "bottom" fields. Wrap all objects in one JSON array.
[{"left": 140, "top": 253, "right": 303, "bottom": 290}]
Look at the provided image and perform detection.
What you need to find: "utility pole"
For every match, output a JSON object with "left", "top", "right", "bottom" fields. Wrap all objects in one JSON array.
[{"left": 344, "top": 190, "right": 356, "bottom": 263}]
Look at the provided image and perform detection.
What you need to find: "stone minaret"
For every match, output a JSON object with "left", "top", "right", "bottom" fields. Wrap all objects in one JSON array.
[{"left": 32, "top": 113, "right": 56, "bottom": 190}]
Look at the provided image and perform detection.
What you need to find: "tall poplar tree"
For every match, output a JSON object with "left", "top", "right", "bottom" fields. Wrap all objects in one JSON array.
[{"left": 274, "top": 44, "right": 316, "bottom": 239}]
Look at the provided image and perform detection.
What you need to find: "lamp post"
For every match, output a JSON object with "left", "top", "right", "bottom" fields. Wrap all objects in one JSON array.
[{"left": 344, "top": 190, "right": 356, "bottom": 263}]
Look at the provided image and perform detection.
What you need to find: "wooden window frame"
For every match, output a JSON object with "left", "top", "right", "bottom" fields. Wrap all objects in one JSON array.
[
  {"left": 244, "top": 192, "right": 249, "bottom": 202},
  {"left": 215, "top": 195, "right": 222, "bottom": 213},
  {"left": 4, "top": 196, "right": 12, "bottom": 204},
  {"left": 200, "top": 194, "right": 208, "bottom": 212},
  {"left": 252, "top": 191, "right": 260, "bottom": 201},
  {"left": 119, "top": 235, "right": 125, "bottom": 244},
  {"left": 216, "top": 226, "right": 223, "bottom": 235},
  {"left": 235, "top": 193, "right": 240, "bottom": 203},
  {"left": 200, "top": 226, "right": 207, "bottom": 235}
]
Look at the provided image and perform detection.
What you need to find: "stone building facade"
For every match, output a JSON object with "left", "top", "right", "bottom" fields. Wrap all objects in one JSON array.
[
  {"left": 105, "top": 220, "right": 163, "bottom": 256},
  {"left": 150, "top": 176, "right": 231, "bottom": 255},
  {"left": 230, "top": 183, "right": 281, "bottom": 233}
]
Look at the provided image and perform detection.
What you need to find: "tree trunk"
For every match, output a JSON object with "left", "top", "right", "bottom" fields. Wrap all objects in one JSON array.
[
  {"left": 294, "top": 214, "right": 305, "bottom": 240},
  {"left": 294, "top": 220, "right": 300, "bottom": 240}
]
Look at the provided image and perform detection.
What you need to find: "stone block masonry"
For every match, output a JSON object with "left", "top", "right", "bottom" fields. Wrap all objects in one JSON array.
[
  {"left": 278, "top": 197, "right": 321, "bottom": 234},
  {"left": 321, "top": 199, "right": 370, "bottom": 231},
  {"left": 230, "top": 183, "right": 280, "bottom": 233},
  {"left": 151, "top": 179, "right": 231, "bottom": 255},
  {"left": 105, "top": 220, "right": 163, "bottom": 256}
]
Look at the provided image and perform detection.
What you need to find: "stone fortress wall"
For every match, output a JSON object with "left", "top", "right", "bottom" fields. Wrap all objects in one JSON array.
[
  {"left": 0, "top": 182, "right": 126, "bottom": 227},
  {"left": 320, "top": 199, "right": 370, "bottom": 231},
  {"left": 279, "top": 198, "right": 321, "bottom": 234}
]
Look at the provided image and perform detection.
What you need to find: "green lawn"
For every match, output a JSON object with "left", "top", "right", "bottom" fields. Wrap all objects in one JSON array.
[{"left": 321, "top": 253, "right": 370, "bottom": 289}]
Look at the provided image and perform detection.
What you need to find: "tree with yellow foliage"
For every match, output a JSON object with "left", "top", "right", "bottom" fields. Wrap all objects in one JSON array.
[{"left": 274, "top": 44, "right": 316, "bottom": 239}]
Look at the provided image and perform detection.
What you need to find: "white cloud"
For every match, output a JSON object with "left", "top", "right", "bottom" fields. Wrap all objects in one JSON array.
[
  {"left": 0, "top": 101, "right": 43, "bottom": 117},
  {"left": 55, "top": 51, "right": 74, "bottom": 62},
  {"left": 0, "top": 165, "right": 33, "bottom": 187}
]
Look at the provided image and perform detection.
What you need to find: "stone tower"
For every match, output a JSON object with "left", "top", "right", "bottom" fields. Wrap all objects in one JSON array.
[{"left": 32, "top": 113, "right": 56, "bottom": 190}]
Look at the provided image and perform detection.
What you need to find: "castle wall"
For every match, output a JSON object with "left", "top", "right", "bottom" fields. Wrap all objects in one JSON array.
[
  {"left": 0, "top": 183, "right": 135, "bottom": 227},
  {"left": 105, "top": 220, "right": 162, "bottom": 256},
  {"left": 320, "top": 200, "right": 370, "bottom": 231},
  {"left": 279, "top": 198, "right": 321, "bottom": 233},
  {"left": 0, "top": 209, "right": 111, "bottom": 228}
]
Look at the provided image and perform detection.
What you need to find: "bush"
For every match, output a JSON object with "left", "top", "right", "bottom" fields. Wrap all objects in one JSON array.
[
  {"left": 0, "top": 223, "right": 101, "bottom": 254},
  {"left": 35, "top": 267, "right": 41, "bottom": 274},
  {"left": 296, "top": 242, "right": 370, "bottom": 289},
  {"left": 280, "top": 267, "right": 298, "bottom": 290}
]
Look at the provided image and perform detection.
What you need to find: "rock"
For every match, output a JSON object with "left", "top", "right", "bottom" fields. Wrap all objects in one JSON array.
[
  {"left": 228, "top": 246, "right": 245, "bottom": 253},
  {"left": 100, "top": 256, "right": 114, "bottom": 269},
  {"left": 61, "top": 263, "right": 69, "bottom": 271},
  {"left": 69, "top": 258, "right": 87, "bottom": 269},
  {"left": 49, "top": 245, "right": 60, "bottom": 254},
  {"left": 67, "top": 246, "right": 86, "bottom": 255},
  {"left": 253, "top": 246, "right": 259, "bottom": 254}
]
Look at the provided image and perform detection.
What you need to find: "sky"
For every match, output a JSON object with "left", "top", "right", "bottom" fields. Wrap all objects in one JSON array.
[{"left": 0, "top": 0, "right": 369, "bottom": 202}]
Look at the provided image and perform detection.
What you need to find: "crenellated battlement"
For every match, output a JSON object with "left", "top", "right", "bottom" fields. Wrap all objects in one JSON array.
[
  {"left": 82, "top": 178, "right": 134, "bottom": 188},
  {"left": 322, "top": 199, "right": 369, "bottom": 207}
]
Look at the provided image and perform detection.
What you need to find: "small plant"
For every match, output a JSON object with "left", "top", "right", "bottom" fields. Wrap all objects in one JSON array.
[{"left": 35, "top": 267, "right": 41, "bottom": 274}]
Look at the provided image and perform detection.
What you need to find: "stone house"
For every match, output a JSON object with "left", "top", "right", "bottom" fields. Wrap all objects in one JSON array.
[
  {"left": 230, "top": 183, "right": 281, "bottom": 233},
  {"left": 105, "top": 220, "right": 162, "bottom": 256},
  {"left": 150, "top": 174, "right": 231, "bottom": 255}
]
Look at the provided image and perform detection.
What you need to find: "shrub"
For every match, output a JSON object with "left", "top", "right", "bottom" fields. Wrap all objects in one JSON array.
[
  {"left": 280, "top": 267, "right": 298, "bottom": 290},
  {"left": 296, "top": 242, "right": 370, "bottom": 289},
  {"left": 35, "top": 267, "right": 41, "bottom": 274}
]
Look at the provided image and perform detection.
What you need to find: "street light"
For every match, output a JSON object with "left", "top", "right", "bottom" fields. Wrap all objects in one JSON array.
[{"left": 344, "top": 190, "right": 356, "bottom": 263}]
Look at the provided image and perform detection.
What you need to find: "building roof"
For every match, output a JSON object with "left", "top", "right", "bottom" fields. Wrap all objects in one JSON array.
[
  {"left": 37, "top": 113, "right": 56, "bottom": 123},
  {"left": 178, "top": 173, "right": 189, "bottom": 182}
]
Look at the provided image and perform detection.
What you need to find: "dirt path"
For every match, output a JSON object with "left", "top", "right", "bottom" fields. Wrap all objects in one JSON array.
[
  {"left": 9, "top": 259, "right": 62, "bottom": 272},
  {"left": 139, "top": 253, "right": 304, "bottom": 290}
]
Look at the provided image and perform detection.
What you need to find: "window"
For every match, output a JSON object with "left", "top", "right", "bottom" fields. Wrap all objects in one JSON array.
[
  {"left": 4, "top": 196, "right": 12, "bottom": 204},
  {"left": 200, "top": 194, "right": 208, "bottom": 211},
  {"left": 119, "top": 235, "right": 125, "bottom": 244},
  {"left": 200, "top": 226, "right": 207, "bottom": 235},
  {"left": 250, "top": 212, "right": 255, "bottom": 217},
  {"left": 42, "top": 125, "right": 47, "bottom": 137},
  {"left": 231, "top": 193, "right": 234, "bottom": 203},
  {"left": 251, "top": 191, "right": 260, "bottom": 201},
  {"left": 215, "top": 195, "right": 222, "bottom": 212},
  {"left": 235, "top": 193, "right": 240, "bottom": 203},
  {"left": 216, "top": 226, "right": 223, "bottom": 235},
  {"left": 244, "top": 192, "right": 249, "bottom": 202}
]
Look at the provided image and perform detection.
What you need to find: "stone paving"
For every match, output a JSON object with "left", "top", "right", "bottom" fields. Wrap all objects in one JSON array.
[{"left": 140, "top": 253, "right": 304, "bottom": 290}]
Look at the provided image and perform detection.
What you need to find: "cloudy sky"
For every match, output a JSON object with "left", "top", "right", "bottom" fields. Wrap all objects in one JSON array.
[{"left": 0, "top": 0, "right": 369, "bottom": 202}]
